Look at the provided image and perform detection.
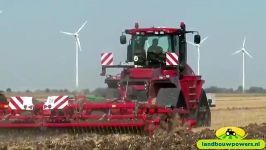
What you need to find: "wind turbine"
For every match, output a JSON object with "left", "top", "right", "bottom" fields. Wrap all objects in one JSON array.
[
  {"left": 187, "top": 36, "right": 208, "bottom": 75},
  {"left": 61, "top": 21, "right": 87, "bottom": 89},
  {"left": 232, "top": 36, "right": 253, "bottom": 93}
]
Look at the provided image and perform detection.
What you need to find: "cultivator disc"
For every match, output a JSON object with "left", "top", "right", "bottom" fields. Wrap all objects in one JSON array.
[{"left": 0, "top": 124, "right": 146, "bottom": 136}]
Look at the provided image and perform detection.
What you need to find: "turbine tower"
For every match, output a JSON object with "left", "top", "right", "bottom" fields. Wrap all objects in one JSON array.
[
  {"left": 61, "top": 21, "right": 87, "bottom": 89},
  {"left": 232, "top": 36, "right": 253, "bottom": 93},
  {"left": 187, "top": 36, "right": 208, "bottom": 75}
]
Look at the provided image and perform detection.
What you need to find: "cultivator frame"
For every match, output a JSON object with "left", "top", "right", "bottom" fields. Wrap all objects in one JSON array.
[{"left": 0, "top": 96, "right": 179, "bottom": 134}]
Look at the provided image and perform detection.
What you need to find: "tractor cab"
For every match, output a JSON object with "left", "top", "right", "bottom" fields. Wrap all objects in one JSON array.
[{"left": 120, "top": 22, "right": 201, "bottom": 69}]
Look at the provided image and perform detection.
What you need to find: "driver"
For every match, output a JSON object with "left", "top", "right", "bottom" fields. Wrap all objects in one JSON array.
[
  {"left": 147, "top": 38, "right": 164, "bottom": 65},
  {"left": 134, "top": 38, "right": 146, "bottom": 65}
]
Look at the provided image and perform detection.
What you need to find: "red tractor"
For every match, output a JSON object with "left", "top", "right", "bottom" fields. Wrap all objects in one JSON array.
[
  {"left": 101, "top": 22, "right": 211, "bottom": 130},
  {"left": 0, "top": 22, "right": 210, "bottom": 134}
]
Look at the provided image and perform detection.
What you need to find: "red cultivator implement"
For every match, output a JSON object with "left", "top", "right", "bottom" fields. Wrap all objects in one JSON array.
[
  {"left": 0, "top": 95, "right": 180, "bottom": 134},
  {"left": 0, "top": 22, "right": 211, "bottom": 134}
]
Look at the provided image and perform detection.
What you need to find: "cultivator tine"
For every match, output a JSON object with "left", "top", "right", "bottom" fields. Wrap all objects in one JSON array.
[
  {"left": 108, "top": 127, "right": 111, "bottom": 134},
  {"left": 104, "top": 127, "right": 108, "bottom": 134},
  {"left": 108, "top": 127, "right": 111, "bottom": 133},
  {"left": 113, "top": 127, "right": 116, "bottom": 134},
  {"left": 122, "top": 127, "right": 125, "bottom": 133},
  {"left": 70, "top": 128, "right": 73, "bottom": 134},
  {"left": 102, "top": 127, "right": 105, "bottom": 134},
  {"left": 84, "top": 127, "right": 88, "bottom": 133},
  {"left": 98, "top": 127, "right": 101, "bottom": 133},
  {"left": 105, "top": 127, "right": 110, "bottom": 133},
  {"left": 104, "top": 127, "right": 107, "bottom": 133},
  {"left": 135, "top": 127, "right": 138, "bottom": 134},
  {"left": 103, "top": 127, "right": 106, "bottom": 134},
  {"left": 86, "top": 127, "right": 89, "bottom": 133},
  {"left": 106, "top": 127, "right": 110, "bottom": 134},
  {"left": 101, "top": 127, "right": 105, "bottom": 133},
  {"left": 118, "top": 127, "right": 120, "bottom": 133},
  {"left": 100, "top": 126, "right": 103, "bottom": 134},
  {"left": 97, "top": 127, "right": 100, "bottom": 133},
  {"left": 138, "top": 127, "right": 141, "bottom": 134},
  {"left": 137, "top": 127, "right": 140, "bottom": 134},
  {"left": 133, "top": 126, "right": 136, "bottom": 133},
  {"left": 132, "top": 126, "right": 135, "bottom": 133},
  {"left": 74, "top": 127, "right": 78, "bottom": 134},
  {"left": 123, "top": 127, "right": 126, "bottom": 133},
  {"left": 68, "top": 128, "right": 71, "bottom": 133},
  {"left": 70, "top": 128, "right": 74, "bottom": 133}
]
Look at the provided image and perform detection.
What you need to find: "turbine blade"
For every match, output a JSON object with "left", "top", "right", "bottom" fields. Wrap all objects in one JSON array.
[
  {"left": 76, "top": 21, "right": 87, "bottom": 33},
  {"left": 187, "top": 41, "right": 196, "bottom": 46},
  {"left": 76, "top": 37, "right": 82, "bottom": 51},
  {"left": 232, "top": 50, "right": 242, "bottom": 55},
  {"left": 242, "top": 36, "right": 246, "bottom": 48},
  {"left": 60, "top": 31, "right": 74, "bottom": 35},
  {"left": 200, "top": 36, "right": 208, "bottom": 44},
  {"left": 244, "top": 50, "right": 253, "bottom": 58}
]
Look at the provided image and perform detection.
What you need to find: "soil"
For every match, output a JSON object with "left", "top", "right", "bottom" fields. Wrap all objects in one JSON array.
[{"left": 0, "top": 123, "right": 265, "bottom": 150}]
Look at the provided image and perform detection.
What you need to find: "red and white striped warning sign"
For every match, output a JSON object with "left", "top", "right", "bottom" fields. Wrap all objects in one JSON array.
[
  {"left": 166, "top": 52, "right": 179, "bottom": 65},
  {"left": 9, "top": 97, "right": 33, "bottom": 110},
  {"left": 101, "top": 52, "right": 113, "bottom": 65},
  {"left": 43, "top": 96, "right": 69, "bottom": 110}
]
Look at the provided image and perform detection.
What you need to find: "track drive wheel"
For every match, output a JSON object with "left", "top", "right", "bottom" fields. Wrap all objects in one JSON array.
[{"left": 194, "top": 90, "right": 211, "bottom": 127}]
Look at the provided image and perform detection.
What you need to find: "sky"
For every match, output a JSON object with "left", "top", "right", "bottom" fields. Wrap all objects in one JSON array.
[{"left": 0, "top": 0, "right": 265, "bottom": 91}]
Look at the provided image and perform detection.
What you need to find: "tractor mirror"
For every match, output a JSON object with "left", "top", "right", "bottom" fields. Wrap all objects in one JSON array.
[
  {"left": 194, "top": 34, "right": 201, "bottom": 44},
  {"left": 120, "top": 34, "right": 127, "bottom": 44}
]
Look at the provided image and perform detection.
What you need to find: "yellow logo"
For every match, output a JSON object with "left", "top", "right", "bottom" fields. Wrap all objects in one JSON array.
[{"left": 216, "top": 126, "right": 247, "bottom": 140}]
